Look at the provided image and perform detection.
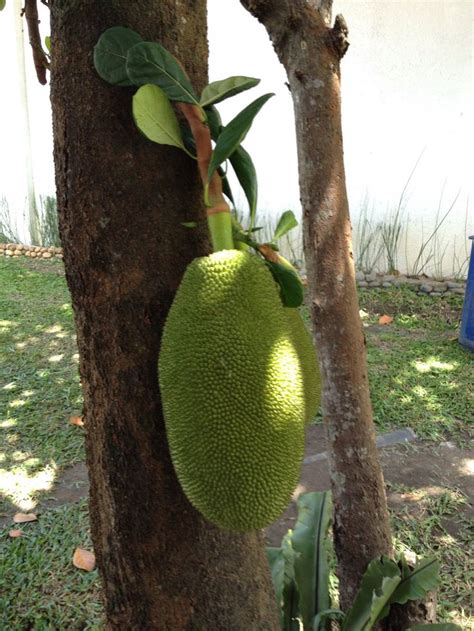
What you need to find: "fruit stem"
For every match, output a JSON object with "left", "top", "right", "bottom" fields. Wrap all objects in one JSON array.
[{"left": 177, "top": 103, "right": 233, "bottom": 252}]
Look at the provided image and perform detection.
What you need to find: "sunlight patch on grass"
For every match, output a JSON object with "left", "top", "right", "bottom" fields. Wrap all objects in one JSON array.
[
  {"left": 8, "top": 398, "right": 27, "bottom": 408},
  {"left": 0, "top": 461, "right": 57, "bottom": 511},
  {"left": 414, "top": 358, "right": 456, "bottom": 373}
]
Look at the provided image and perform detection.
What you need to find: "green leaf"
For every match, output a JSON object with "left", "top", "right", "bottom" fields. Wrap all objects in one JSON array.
[
  {"left": 267, "top": 534, "right": 300, "bottom": 631},
  {"left": 390, "top": 557, "right": 440, "bottom": 606},
  {"left": 313, "top": 609, "right": 345, "bottom": 631},
  {"left": 207, "top": 93, "right": 274, "bottom": 183},
  {"left": 292, "top": 492, "right": 332, "bottom": 629},
  {"left": 0, "top": 0, "right": 6, "bottom": 11},
  {"left": 218, "top": 167, "right": 235, "bottom": 204},
  {"left": 200, "top": 75, "right": 260, "bottom": 107},
  {"left": 229, "top": 145, "right": 258, "bottom": 228},
  {"left": 44, "top": 36, "right": 51, "bottom": 52},
  {"left": 342, "top": 556, "right": 401, "bottom": 630},
  {"left": 204, "top": 105, "right": 223, "bottom": 140},
  {"left": 265, "top": 256, "right": 304, "bottom": 308},
  {"left": 126, "top": 41, "right": 199, "bottom": 104},
  {"left": 132, "top": 84, "right": 186, "bottom": 150},
  {"left": 181, "top": 222, "right": 197, "bottom": 228},
  {"left": 274, "top": 210, "right": 299, "bottom": 240},
  {"left": 93, "top": 26, "right": 143, "bottom": 86},
  {"left": 409, "top": 625, "right": 462, "bottom": 631}
]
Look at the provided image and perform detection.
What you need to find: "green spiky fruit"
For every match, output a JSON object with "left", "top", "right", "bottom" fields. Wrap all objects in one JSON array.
[
  {"left": 159, "top": 250, "right": 318, "bottom": 531},
  {"left": 284, "top": 308, "right": 321, "bottom": 424}
]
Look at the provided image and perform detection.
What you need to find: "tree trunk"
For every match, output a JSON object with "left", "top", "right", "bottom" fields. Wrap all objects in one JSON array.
[
  {"left": 49, "top": 2, "right": 279, "bottom": 629},
  {"left": 240, "top": 0, "right": 393, "bottom": 611}
]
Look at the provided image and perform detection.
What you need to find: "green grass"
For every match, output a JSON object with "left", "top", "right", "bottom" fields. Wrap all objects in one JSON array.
[
  {"left": 390, "top": 484, "right": 473, "bottom": 628},
  {"left": 0, "top": 258, "right": 83, "bottom": 515},
  {"left": 0, "top": 499, "right": 102, "bottom": 630},
  {"left": 1, "top": 258, "right": 472, "bottom": 627},
  {"left": 359, "top": 287, "right": 473, "bottom": 441}
]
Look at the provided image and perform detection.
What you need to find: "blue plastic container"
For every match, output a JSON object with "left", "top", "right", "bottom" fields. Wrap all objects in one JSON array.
[{"left": 459, "top": 236, "right": 474, "bottom": 352}]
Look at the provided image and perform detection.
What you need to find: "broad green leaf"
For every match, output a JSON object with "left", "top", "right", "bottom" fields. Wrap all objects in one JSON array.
[
  {"left": 292, "top": 492, "right": 332, "bottom": 629},
  {"left": 274, "top": 210, "right": 299, "bottom": 240},
  {"left": 267, "top": 534, "right": 300, "bottom": 630},
  {"left": 44, "top": 36, "right": 51, "bottom": 52},
  {"left": 132, "top": 84, "right": 185, "bottom": 150},
  {"left": 267, "top": 546, "right": 286, "bottom": 607},
  {"left": 200, "top": 75, "right": 260, "bottom": 107},
  {"left": 409, "top": 625, "right": 462, "bottom": 631},
  {"left": 93, "top": 26, "right": 142, "bottom": 86},
  {"left": 312, "top": 609, "right": 345, "bottom": 631},
  {"left": 204, "top": 105, "right": 223, "bottom": 140},
  {"left": 342, "top": 556, "right": 401, "bottom": 630},
  {"left": 0, "top": 0, "right": 6, "bottom": 11},
  {"left": 390, "top": 557, "right": 440, "bottom": 606},
  {"left": 126, "top": 41, "right": 198, "bottom": 104},
  {"left": 229, "top": 145, "right": 258, "bottom": 228},
  {"left": 266, "top": 256, "right": 304, "bottom": 308},
  {"left": 281, "top": 535, "right": 300, "bottom": 631},
  {"left": 218, "top": 167, "right": 235, "bottom": 204},
  {"left": 207, "top": 93, "right": 274, "bottom": 183}
]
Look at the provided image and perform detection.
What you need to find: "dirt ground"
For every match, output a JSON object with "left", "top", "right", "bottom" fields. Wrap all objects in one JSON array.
[{"left": 5, "top": 424, "right": 471, "bottom": 544}]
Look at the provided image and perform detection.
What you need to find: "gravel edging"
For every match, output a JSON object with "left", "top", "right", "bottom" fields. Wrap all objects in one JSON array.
[
  {"left": 1, "top": 243, "right": 467, "bottom": 296},
  {"left": 0, "top": 242, "right": 63, "bottom": 260}
]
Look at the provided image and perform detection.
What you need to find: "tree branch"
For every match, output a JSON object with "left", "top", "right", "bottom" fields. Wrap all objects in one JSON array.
[{"left": 23, "top": 0, "right": 49, "bottom": 85}]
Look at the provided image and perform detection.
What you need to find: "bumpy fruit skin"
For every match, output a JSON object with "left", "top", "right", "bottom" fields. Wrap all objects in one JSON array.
[
  {"left": 159, "top": 250, "right": 312, "bottom": 531},
  {"left": 284, "top": 308, "right": 321, "bottom": 424}
]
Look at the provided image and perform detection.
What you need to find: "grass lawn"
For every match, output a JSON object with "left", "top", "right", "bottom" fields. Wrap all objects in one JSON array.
[{"left": 1, "top": 257, "right": 472, "bottom": 628}]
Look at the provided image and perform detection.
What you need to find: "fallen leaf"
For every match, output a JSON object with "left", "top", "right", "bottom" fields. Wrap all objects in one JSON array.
[
  {"left": 9, "top": 529, "right": 23, "bottom": 538},
  {"left": 69, "top": 415, "right": 84, "bottom": 427},
  {"left": 13, "top": 513, "right": 37, "bottom": 524},
  {"left": 378, "top": 314, "right": 393, "bottom": 325},
  {"left": 73, "top": 547, "right": 96, "bottom": 572}
]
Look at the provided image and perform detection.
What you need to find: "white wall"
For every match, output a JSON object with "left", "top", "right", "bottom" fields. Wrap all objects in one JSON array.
[{"left": 0, "top": 1, "right": 472, "bottom": 275}]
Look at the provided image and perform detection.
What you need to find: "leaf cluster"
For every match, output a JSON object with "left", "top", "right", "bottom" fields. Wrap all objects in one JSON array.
[
  {"left": 268, "top": 491, "right": 461, "bottom": 631},
  {"left": 93, "top": 26, "right": 304, "bottom": 306}
]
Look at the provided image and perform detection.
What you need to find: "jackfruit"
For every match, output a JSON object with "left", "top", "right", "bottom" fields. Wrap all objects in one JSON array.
[
  {"left": 284, "top": 308, "right": 321, "bottom": 424},
  {"left": 159, "top": 250, "right": 319, "bottom": 531}
]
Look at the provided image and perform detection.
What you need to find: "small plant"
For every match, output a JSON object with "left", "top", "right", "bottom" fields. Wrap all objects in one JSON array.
[
  {"left": 0, "top": 196, "right": 19, "bottom": 243},
  {"left": 268, "top": 491, "right": 462, "bottom": 631},
  {"left": 38, "top": 195, "right": 61, "bottom": 248}
]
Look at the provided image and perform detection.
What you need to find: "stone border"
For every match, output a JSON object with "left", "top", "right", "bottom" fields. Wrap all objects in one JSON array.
[
  {"left": 355, "top": 271, "right": 465, "bottom": 296},
  {"left": 0, "top": 243, "right": 467, "bottom": 296},
  {"left": 0, "top": 242, "right": 63, "bottom": 260}
]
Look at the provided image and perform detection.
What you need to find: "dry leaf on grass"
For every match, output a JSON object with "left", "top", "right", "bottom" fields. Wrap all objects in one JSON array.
[
  {"left": 9, "top": 529, "right": 23, "bottom": 538},
  {"left": 378, "top": 314, "right": 393, "bottom": 325},
  {"left": 13, "top": 513, "right": 37, "bottom": 524},
  {"left": 69, "top": 415, "right": 84, "bottom": 427},
  {"left": 73, "top": 547, "right": 96, "bottom": 572}
]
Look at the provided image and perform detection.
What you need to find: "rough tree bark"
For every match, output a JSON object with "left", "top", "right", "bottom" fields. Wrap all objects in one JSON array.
[
  {"left": 49, "top": 1, "right": 279, "bottom": 629},
  {"left": 240, "top": 0, "right": 394, "bottom": 612}
]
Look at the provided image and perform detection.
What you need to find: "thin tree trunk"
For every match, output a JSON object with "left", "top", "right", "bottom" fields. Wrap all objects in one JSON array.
[
  {"left": 240, "top": 0, "right": 393, "bottom": 611},
  {"left": 49, "top": 1, "right": 279, "bottom": 628}
]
